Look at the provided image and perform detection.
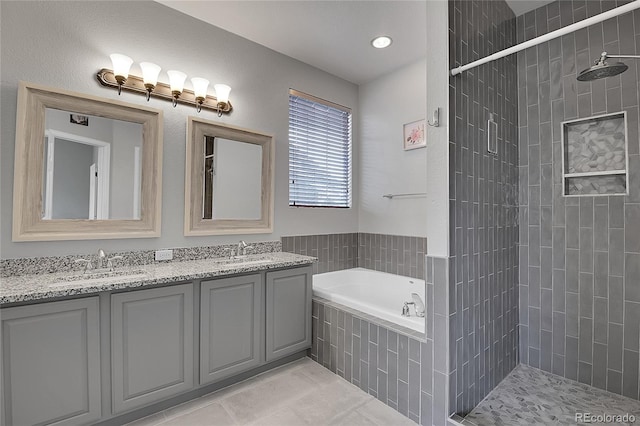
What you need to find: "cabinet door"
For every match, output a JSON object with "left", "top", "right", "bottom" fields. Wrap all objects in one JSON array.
[
  {"left": 111, "top": 284, "right": 194, "bottom": 414},
  {"left": 266, "top": 266, "right": 312, "bottom": 362},
  {"left": 1, "top": 298, "right": 101, "bottom": 426},
  {"left": 200, "top": 274, "right": 262, "bottom": 385}
]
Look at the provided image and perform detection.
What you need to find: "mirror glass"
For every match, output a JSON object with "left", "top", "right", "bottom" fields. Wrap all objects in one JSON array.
[
  {"left": 185, "top": 117, "right": 273, "bottom": 236},
  {"left": 43, "top": 108, "right": 143, "bottom": 220},
  {"left": 203, "top": 136, "right": 262, "bottom": 220}
]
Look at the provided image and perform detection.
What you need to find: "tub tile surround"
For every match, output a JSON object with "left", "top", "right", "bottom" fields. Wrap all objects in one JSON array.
[
  {"left": 0, "top": 241, "right": 282, "bottom": 277},
  {"left": 448, "top": 0, "right": 520, "bottom": 417},
  {"left": 311, "top": 256, "right": 449, "bottom": 426},
  {"left": 517, "top": 1, "right": 640, "bottom": 401},
  {"left": 282, "top": 233, "right": 427, "bottom": 279}
]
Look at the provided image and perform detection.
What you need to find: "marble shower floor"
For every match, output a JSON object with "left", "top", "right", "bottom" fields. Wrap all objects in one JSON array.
[
  {"left": 125, "top": 357, "right": 416, "bottom": 426},
  {"left": 460, "top": 364, "right": 640, "bottom": 426}
]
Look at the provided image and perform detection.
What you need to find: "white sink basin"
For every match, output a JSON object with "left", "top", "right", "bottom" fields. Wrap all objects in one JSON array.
[{"left": 50, "top": 270, "right": 149, "bottom": 287}]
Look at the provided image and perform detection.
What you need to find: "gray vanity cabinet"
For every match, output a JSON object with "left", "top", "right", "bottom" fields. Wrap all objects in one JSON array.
[
  {"left": 266, "top": 266, "right": 312, "bottom": 361},
  {"left": 111, "top": 284, "right": 194, "bottom": 414},
  {"left": 200, "top": 274, "right": 263, "bottom": 384},
  {"left": 1, "top": 298, "right": 101, "bottom": 426}
]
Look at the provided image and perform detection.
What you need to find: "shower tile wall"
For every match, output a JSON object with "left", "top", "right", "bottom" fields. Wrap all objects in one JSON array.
[
  {"left": 311, "top": 256, "right": 449, "bottom": 426},
  {"left": 448, "top": 0, "right": 520, "bottom": 416},
  {"left": 282, "top": 233, "right": 427, "bottom": 280},
  {"left": 517, "top": 1, "right": 640, "bottom": 400}
]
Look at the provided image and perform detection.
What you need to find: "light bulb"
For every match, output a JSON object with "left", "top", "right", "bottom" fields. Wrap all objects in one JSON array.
[
  {"left": 140, "top": 62, "right": 161, "bottom": 86},
  {"left": 214, "top": 84, "right": 231, "bottom": 117},
  {"left": 191, "top": 77, "right": 210, "bottom": 99},
  {"left": 214, "top": 84, "right": 231, "bottom": 104},
  {"left": 110, "top": 53, "right": 133, "bottom": 95},
  {"left": 140, "top": 62, "right": 161, "bottom": 101},
  {"left": 110, "top": 53, "right": 133, "bottom": 78},
  {"left": 191, "top": 78, "right": 210, "bottom": 113},
  {"left": 371, "top": 36, "right": 392, "bottom": 49},
  {"left": 167, "top": 70, "right": 187, "bottom": 107},
  {"left": 167, "top": 70, "right": 187, "bottom": 93}
]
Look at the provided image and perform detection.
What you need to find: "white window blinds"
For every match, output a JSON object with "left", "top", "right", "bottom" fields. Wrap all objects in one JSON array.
[{"left": 288, "top": 89, "right": 352, "bottom": 208}]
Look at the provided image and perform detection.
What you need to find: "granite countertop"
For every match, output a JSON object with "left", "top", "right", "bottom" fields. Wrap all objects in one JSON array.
[{"left": 1, "top": 252, "right": 316, "bottom": 305}]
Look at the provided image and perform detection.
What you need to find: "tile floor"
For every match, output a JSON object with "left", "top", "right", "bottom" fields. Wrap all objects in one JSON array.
[
  {"left": 126, "top": 357, "right": 417, "bottom": 426},
  {"left": 461, "top": 364, "right": 640, "bottom": 426}
]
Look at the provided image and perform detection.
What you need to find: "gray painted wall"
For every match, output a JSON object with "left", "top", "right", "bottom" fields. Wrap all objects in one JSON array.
[
  {"left": 516, "top": 0, "right": 640, "bottom": 400},
  {"left": 0, "top": 0, "right": 359, "bottom": 258},
  {"left": 358, "top": 59, "right": 427, "bottom": 237},
  {"left": 448, "top": 0, "right": 520, "bottom": 416}
]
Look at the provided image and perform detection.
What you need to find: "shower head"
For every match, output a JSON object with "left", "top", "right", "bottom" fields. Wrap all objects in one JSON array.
[
  {"left": 577, "top": 51, "right": 638, "bottom": 81},
  {"left": 577, "top": 59, "right": 628, "bottom": 81}
]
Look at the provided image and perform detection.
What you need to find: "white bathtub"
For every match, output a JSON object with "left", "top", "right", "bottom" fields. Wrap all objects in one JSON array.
[{"left": 312, "top": 268, "right": 425, "bottom": 333}]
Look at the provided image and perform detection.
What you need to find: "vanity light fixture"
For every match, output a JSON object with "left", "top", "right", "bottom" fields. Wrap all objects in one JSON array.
[
  {"left": 139, "top": 62, "right": 161, "bottom": 101},
  {"left": 214, "top": 84, "right": 231, "bottom": 117},
  {"left": 371, "top": 36, "right": 392, "bottom": 49},
  {"left": 191, "top": 77, "right": 209, "bottom": 113},
  {"left": 96, "top": 54, "right": 233, "bottom": 115},
  {"left": 167, "top": 70, "right": 187, "bottom": 107},
  {"left": 110, "top": 54, "right": 133, "bottom": 95}
]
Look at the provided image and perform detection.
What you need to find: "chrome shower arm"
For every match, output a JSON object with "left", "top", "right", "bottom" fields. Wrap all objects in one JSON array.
[{"left": 605, "top": 54, "right": 640, "bottom": 59}]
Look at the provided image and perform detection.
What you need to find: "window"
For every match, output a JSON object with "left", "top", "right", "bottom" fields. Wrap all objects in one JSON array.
[{"left": 289, "top": 89, "right": 352, "bottom": 208}]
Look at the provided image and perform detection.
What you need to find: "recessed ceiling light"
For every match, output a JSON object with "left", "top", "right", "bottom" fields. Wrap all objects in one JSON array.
[{"left": 371, "top": 36, "right": 392, "bottom": 49}]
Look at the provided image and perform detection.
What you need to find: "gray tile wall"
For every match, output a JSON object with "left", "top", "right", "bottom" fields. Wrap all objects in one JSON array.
[
  {"left": 358, "top": 233, "right": 427, "bottom": 280},
  {"left": 517, "top": 0, "right": 640, "bottom": 401},
  {"left": 311, "top": 256, "right": 449, "bottom": 426},
  {"left": 282, "top": 233, "right": 358, "bottom": 275},
  {"left": 282, "top": 233, "right": 427, "bottom": 279},
  {"left": 448, "top": 0, "right": 520, "bottom": 416}
]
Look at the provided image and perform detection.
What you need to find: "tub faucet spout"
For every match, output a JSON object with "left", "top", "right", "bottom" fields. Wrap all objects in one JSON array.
[
  {"left": 402, "top": 302, "right": 413, "bottom": 317},
  {"left": 411, "top": 293, "right": 425, "bottom": 317}
]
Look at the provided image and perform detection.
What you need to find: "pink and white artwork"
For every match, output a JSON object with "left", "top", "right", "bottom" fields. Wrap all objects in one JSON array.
[{"left": 403, "top": 119, "right": 426, "bottom": 150}]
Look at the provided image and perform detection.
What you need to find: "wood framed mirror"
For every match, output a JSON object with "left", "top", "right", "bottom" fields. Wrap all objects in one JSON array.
[
  {"left": 12, "top": 81, "right": 163, "bottom": 241},
  {"left": 184, "top": 117, "right": 274, "bottom": 236}
]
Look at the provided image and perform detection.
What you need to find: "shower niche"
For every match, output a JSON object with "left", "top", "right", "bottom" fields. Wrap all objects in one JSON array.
[{"left": 561, "top": 111, "right": 628, "bottom": 196}]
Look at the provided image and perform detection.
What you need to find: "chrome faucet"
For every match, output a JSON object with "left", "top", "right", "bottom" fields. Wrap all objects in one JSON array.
[
  {"left": 411, "top": 293, "right": 425, "bottom": 317},
  {"left": 96, "top": 248, "right": 106, "bottom": 269},
  {"left": 237, "top": 240, "right": 254, "bottom": 256},
  {"left": 402, "top": 302, "right": 412, "bottom": 317},
  {"left": 401, "top": 294, "right": 426, "bottom": 318},
  {"left": 107, "top": 256, "right": 123, "bottom": 271},
  {"left": 237, "top": 240, "right": 247, "bottom": 255},
  {"left": 75, "top": 258, "right": 94, "bottom": 274}
]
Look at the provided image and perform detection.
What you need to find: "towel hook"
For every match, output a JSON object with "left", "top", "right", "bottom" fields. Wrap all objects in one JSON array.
[{"left": 427, "top": 107, "right": 439, "bottom": 127}]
